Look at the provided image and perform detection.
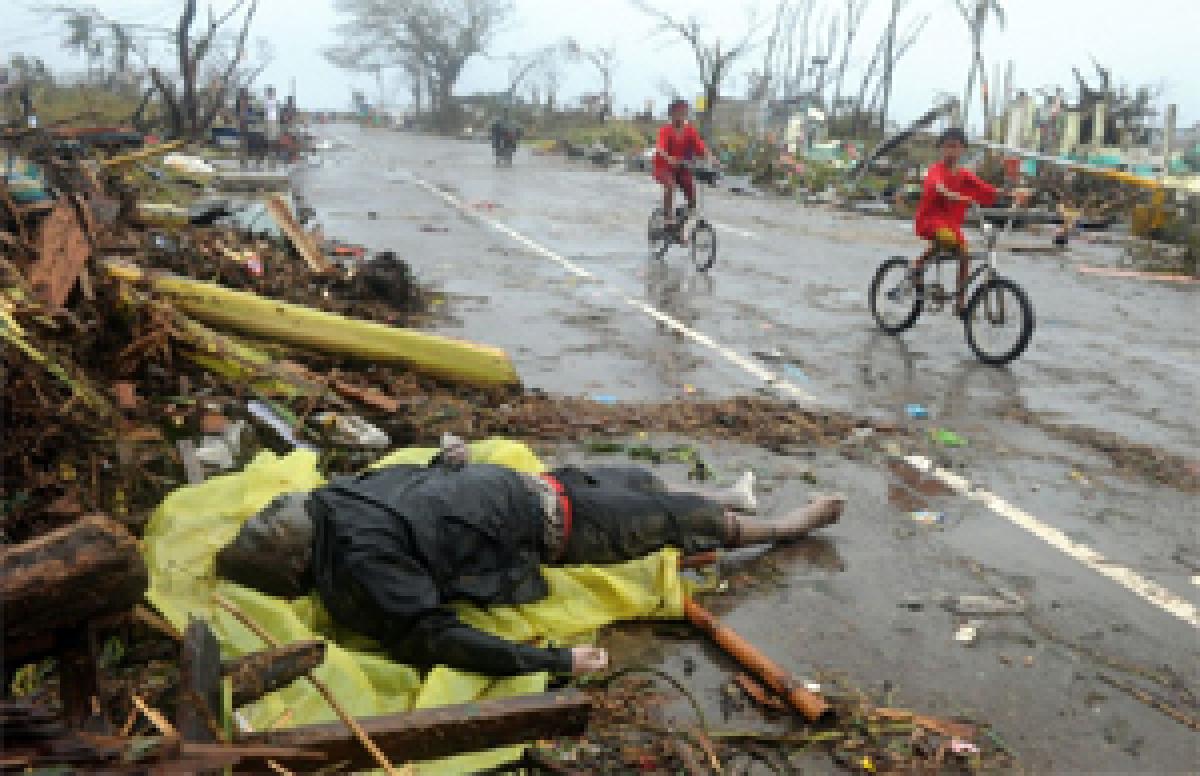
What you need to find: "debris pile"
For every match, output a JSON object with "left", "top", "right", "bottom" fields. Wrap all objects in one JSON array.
[{"left": 528, "top": 673, "right": 1015, "bottom": 773}]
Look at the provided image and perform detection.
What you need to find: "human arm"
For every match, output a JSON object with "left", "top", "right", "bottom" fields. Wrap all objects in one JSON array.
[
  {"left": 956, "top": 168, "right": 998, "bottom": 207},
  {"left": 391, "top": 607, "right": 577, "bottom": 677},
  {"left": 345, "top": 532, "right": 580, "bottom": 676}
]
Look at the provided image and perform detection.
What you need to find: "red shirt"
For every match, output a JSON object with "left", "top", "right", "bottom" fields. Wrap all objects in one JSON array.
[
  {"left": 914, "top": 161, "right": 997, "bottom": 244},
  {"left": 654, "top": 123, "right": 706, "bottom": 176}
]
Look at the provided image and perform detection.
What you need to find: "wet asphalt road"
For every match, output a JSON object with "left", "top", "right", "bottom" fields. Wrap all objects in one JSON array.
[{"left": 298, "top": 126, "right": 1198, "bottom": 773}]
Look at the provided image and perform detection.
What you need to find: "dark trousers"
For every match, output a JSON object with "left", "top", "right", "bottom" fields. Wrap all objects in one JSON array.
[{"left": 551, "top": 467, "right": 726, "bottom": 565}]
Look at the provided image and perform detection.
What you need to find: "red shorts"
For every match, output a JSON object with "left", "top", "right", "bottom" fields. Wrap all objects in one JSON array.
[{"left": 654, "top": 166, "right": 696, "bottom": 202}]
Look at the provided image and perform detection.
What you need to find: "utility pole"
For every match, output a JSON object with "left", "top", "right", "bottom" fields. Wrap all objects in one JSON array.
[{"left": 879, "top": 0, "right": 899, "bottom": 132}]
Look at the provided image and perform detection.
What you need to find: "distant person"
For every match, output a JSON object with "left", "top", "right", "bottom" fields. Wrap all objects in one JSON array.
[
  {"left": 19, "top": 83, "right": 35, "bottom": 128},
  {"left": 912, "top": 128, "right": 998, "bottom": 317},
  {"left": 235, "top": 88, "right": 253, "bottom": 168},
  {"left": 263, "top": 85, "right": 280, "bottom": 166},
  {"left": 654, "top": 99, "right": 718, "bottom": 241}
]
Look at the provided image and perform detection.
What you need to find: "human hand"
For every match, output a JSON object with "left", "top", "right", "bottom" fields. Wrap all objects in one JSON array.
[
  {"left": 439, "top": 433, "right": 469, "bottom": 468},
  {"left": 570, "top": 646, "right": 609, "bottom": 675}
]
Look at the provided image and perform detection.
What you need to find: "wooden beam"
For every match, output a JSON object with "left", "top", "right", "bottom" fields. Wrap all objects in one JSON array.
[
  {"left": 237, "top": 690, "right": 592, "bottom": 772},
  {"left": 222, "top": 640, "right": 327, "bottom": 708},
  {"left": 178, "top": 618, "right": 224, "bottom": 745},
  {"left": 1, "top": 515, "right": 147, "bottom": 663},
  {"left": 264, "top": 194, "right": 331, "bottom": 273}
]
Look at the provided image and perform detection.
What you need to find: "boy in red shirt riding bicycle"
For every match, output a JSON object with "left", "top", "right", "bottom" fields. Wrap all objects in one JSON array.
[
  {"left": 913, "top": 127, "right": 998, "bottom": 317},
  {"left": 655, "top": 98, "right": 718, "bottom": 241}
]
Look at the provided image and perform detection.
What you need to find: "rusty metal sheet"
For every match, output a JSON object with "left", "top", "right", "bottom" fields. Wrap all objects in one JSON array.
[{"left": 29, "top": 198, "right": 91, "bottom": 308}]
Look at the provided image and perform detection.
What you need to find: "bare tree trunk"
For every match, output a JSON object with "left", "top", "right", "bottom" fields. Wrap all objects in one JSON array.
[
  {"left": 178, "top": 0, "right": 198, "bottom": 138},
  {"left": 879, "top": 0, "right": 899, "bottom": 131},
  {"left": 198, "top": 0, "right": 259, "bottom": 134},
  {"left": 962, "top": 37, "right": 979, "bottom": 128},
  {"left": 975, "top": 47, "right": 989, "bottom": 130},
  {"left": 831, "top": 0, "right": 868, "bottom": 119},
  {"left": 412, "top": 65, "right": 423, "bottom": 115},
  {"left": 700, "top": 81, "right": 718, "bottom": 144},
  {"left": 853, "top": 33, "right": 886, "bottom": 133}
]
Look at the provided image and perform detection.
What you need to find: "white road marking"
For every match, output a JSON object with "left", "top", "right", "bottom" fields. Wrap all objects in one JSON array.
[
  {"left": 902, "top": 454, "right": 1200, "bottom": 629},
  {"left": 411, "top": 175, "right": 814, "bottom": 404},
  {"left": 408, "top": 169, "right": 1197, "bottom": 629},
  {"left": 709, "top": 220, "right": 760, "bottom": 240}
]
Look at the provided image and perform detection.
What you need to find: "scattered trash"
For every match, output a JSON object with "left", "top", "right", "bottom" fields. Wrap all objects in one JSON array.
[
  {"left": 954, "top": 622, "right": 980, "bottom": 645},
  {"left": 905, "top": 404, "right": 929, "bottom": 419},
  {"left": 419, "top": 224, "right": 449, "bottom": 233},
  {"left": 930, "top": 428, "right": 968, "bottom": 447},
  {"left": 950, "top": 738, "right": 981, "bottom": 755},
  {"left": 591, "top": 394, "right": 618, "bottom": 405},
  {"left": 753, "top": 349, "right": 785, "bottom": 362},
  {"left": 846, "top": 427, "right": 874, "bottom": 443},
  {"left": 782, "top": 364, "right": 810, "bottom": 382},
  {"left": 1070, "top": 469, "right": 1090, "bottom": 486},
  {"left": 910, "top": 510, "right": 945, "bottom": 526},
  {"left": 314, "top": 412, "right": 390, "bottom": 448},
  {"left": 944, "top": 594, "right": 1026, "bottom": 616},
  {"left": 247, "top": 400, "right": 315, "bottom": 451}
]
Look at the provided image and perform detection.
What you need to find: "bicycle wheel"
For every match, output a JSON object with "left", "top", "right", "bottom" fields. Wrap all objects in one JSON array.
[
  {"left": 868, "top": 257, "right": 923, "bottom": 334},
  {"left": 691, "top": 220, "right": 717, "bottom": 272},
  {"left": 963, "top": 277, "right": 1035, "bottom": 365},
  {"left": 648, "top": 208, "right": 670, "bottom": 260}
]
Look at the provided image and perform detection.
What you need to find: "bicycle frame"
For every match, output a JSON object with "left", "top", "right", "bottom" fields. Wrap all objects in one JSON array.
[{"left": 910, "top": 209, "right": 1004, "bottom": 304}]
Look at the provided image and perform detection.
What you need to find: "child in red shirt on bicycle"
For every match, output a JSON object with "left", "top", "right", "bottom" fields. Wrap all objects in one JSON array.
[
  {"left": 913, "top": 127, "right": 998, "bottom": 316},
  {"left": 655, "top": 98, "right": 718, "bottom": 240}
]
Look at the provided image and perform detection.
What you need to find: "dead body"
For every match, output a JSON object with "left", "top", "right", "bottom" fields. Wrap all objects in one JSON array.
[{"left": 216, "top": 449, "right": 843, "bottom": 678}]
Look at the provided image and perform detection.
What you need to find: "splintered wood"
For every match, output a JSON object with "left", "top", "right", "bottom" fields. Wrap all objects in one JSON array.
[{"left": 28, "top": 198, "right": 91, "bottom": 308}]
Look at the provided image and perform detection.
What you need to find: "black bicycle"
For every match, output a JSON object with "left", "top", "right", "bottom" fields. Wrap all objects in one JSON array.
[
  {"left": 647, "top": 161, "right": 718, "bottom": 272},
  {"left": 868, "top": 211, "right": 1035, "bottom": 365}
]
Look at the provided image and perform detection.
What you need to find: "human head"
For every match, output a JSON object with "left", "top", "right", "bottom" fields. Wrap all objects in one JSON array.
[
  {"left": 266, "top": 85, "right": 276, "bottom": 98},
  {"left": 938, "top": 127, "right": 968, "bottom": 166},
  {"left": 669, "top": 98, "right": 689, "bottom": 126}
]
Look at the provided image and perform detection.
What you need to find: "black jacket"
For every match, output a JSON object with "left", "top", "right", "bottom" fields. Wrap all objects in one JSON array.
[{"left": 308, "top": 463, "right": 573, "bottom": 676}]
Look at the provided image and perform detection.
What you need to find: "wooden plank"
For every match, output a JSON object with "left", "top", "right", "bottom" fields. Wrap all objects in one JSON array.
[
  {"left": 332, "top": 379, "right": 402, "bottom": 413},
  {"left": 264, "top": 194, "right": 330, "bottom": 273},
  {"left": 28, "top": 197, "right": 91, "bottom": 307},
  {"left": 237, "top": 690, "right": 592, "bottom": 772},
  {"left": 222, "top": 640, "right": 327, "bottom": 708},
  {"left": 1, "top": 515, "right": 148, "bottom": 662},
  {"left": 178, "top": 618, "right": 223, "bottom": 744}
]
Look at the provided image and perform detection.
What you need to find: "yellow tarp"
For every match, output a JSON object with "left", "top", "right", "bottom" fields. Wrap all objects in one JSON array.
[{"left": 142, "top": 438, "right": 686, "bottom": 774}]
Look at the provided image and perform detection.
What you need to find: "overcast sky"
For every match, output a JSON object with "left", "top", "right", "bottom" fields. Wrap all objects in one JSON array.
[{"left": 4, "top": 0, "right": 1196, "bottom": 127}]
